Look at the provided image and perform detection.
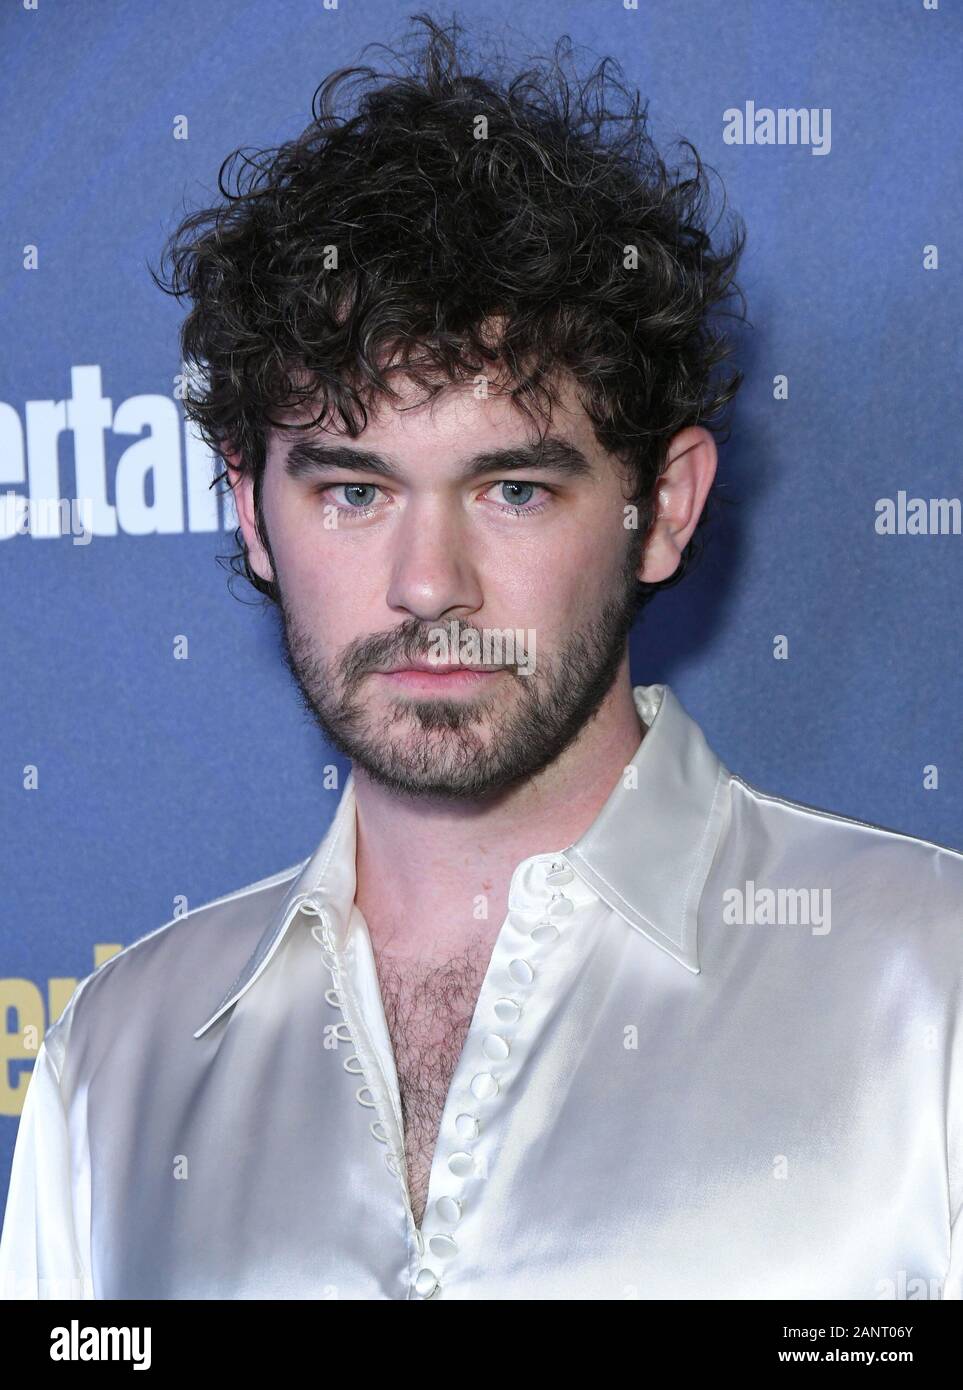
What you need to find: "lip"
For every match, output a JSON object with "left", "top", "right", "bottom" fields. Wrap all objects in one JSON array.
[
  {"left": 373, "top": 665, "right": 504, "bottom": 692},
  {"left": 379, "top": 663, "right": 501, "bottom": 674}
]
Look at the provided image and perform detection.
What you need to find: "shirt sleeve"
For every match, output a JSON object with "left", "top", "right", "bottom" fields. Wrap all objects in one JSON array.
[{"left": 0, "top": 1035, "right": 94, "bottom": 1299}]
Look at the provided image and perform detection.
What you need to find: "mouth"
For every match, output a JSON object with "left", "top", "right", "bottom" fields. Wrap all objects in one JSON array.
[{"left": 372, "top": 663, "right": 506, "bottom": 692}]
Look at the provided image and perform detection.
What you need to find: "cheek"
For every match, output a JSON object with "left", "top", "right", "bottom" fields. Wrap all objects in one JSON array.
[
  {"left": 521, "top": 516, "right": 625, "bottom": 607},
  {"left": 269, "top": 516, "right": 387, "bottom": 650},
  {"left": 268, "top": 503, "right": 341, "bottom": 591},
  {"left": 509, "top": 554, "right": 601, "bottom": 641}
]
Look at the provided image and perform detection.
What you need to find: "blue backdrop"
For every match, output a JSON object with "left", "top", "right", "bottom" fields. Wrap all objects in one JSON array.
[{"left": 2, "top": 0, "right": 961, "bottom": 1211}]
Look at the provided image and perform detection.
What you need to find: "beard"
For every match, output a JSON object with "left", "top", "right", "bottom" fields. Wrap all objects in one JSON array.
[{"left": 274, "top": 542, "right": 643, "bottom": 802}]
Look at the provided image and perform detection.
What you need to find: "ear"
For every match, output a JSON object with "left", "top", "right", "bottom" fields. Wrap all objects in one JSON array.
[
  {"left": 223, "top": 445, "right": 275, "bottom": 584},
  {"left": 637, "top": 427, "right": 718, "bottom": 584}
]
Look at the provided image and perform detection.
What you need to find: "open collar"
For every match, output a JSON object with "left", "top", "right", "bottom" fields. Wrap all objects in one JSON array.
[{"left": 193, "top": 683, "right": 730, "bottom": 1038}]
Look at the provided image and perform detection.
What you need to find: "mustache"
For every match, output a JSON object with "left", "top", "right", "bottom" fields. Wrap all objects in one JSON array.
[{"left": 341, "top": 620, "right": 523, "bottom": 682}]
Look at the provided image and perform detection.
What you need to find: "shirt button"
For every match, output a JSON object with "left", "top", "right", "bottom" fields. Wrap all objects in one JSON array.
[
  {"left": 508, "top": 958, "right": 534, "bottom": 985},
  {"left": 531, "top": 922, "right": 560, "bottom": 944},
  {"left": 546, "top": 894, "right": 574, "bottom": 917},
  {"left": 470, "top": 1072, "right": 499, "bottom": 1100},
  {"left": 414, "top": 1268, "right": 440, "bottom": 1298},
  {"left": 545, "top": 864, "right": 574, "bottom": 885},
  {"left": 428, "top": 1234, "right": 458, "bottom": 1259},
  {"left": 435, "top": 1195, "right": 462, "bottom": 1224},
  {"left": 448, "top": 1151, "right": 474, "bottom": 1177},
  {"left": 454, "top": 1113, "right": 479, "bottom": 1140},
  {"left": 482, "top": 1033, "right": 510, "bottom": 1061},
  {"left": 493, "top": 997, "right": 521, "bottom": 1023}
]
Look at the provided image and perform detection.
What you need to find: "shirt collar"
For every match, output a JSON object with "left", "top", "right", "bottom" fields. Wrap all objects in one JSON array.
[{"left": 193, "top": 683, "right": 730, "bottom": 1038}]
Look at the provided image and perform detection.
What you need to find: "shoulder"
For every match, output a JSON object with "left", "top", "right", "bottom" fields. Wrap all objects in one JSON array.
[
  {"left": 728, "top": 770, "right": 963, "bottom": 871},
  {"left": 723, "top": 772, "right": 963, "bottom": 965},
  {"left": 45, "top": 858, "right": 309, "bottom": 1071}
]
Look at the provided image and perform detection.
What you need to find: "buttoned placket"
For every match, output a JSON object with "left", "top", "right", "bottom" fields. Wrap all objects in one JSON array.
[{"left": 297, "top": 852, "right": 586, "bottom": 1300}]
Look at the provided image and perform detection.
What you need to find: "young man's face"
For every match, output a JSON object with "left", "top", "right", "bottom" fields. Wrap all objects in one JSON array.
[{"left": 229, "top": 372, "right": 714, "bottom": 799}]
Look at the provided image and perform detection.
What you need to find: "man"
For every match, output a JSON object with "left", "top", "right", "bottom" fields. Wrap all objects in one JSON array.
[{"left": 2, "top": 18, "right": 961, "bottom": 1301}]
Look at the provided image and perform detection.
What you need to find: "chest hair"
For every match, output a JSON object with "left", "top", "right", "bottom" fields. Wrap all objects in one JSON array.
[{"left": 375, "top": 942, "right": 490, "bottom": 1227}]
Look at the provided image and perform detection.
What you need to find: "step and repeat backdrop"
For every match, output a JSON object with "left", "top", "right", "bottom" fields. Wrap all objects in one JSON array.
[{"left": 2, "top": 0, "right": 961, "bottom": 1215}]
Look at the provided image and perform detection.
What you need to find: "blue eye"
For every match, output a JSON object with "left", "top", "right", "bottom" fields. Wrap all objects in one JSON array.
[
  {"left": 341, "top": 484, "right": 378, "bottom": 508},
  {"left": 483, "top": 480, "right": 551, "bottom": 516},
  {"left": 498, "top": 481, "right": 535, "bottom": 506}
]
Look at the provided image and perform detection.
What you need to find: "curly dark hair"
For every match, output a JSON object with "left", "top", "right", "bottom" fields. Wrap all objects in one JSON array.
[{"left": 152, "top": 12, "right": 748, "bottom": 612}]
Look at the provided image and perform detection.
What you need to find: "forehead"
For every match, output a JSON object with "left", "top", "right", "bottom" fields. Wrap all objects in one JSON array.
[{"left": 267, "top": 370, "right": 600, "bottom": 466}]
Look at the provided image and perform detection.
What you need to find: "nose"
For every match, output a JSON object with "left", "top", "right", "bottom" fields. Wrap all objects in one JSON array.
[{"left": 385, "top": 499, "right": 483, "bottom": 621}]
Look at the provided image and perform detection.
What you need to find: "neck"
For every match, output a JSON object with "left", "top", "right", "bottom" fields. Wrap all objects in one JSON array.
[{"left": 352, "top": 657, "right": 646, "bottom": 962}]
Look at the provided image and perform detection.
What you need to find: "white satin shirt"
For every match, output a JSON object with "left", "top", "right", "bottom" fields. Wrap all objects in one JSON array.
[{"left": 2, "top": 683, "right": 962, "bottom": 1300}]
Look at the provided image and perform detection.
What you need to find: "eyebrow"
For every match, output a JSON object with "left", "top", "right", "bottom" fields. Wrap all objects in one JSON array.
[{"left": 282, "top": 437, "right": 594, "bottom": 484}]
